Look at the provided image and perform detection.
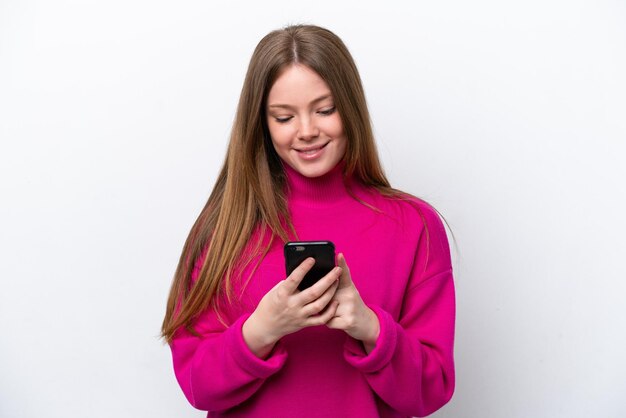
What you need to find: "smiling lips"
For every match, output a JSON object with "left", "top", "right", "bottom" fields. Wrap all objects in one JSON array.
[{"left": 294, "top": 141, "right": 330, "bottom": 157}]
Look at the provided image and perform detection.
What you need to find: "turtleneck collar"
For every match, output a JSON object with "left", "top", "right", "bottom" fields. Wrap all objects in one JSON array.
[{"left": 282, "top": 161, "right": 354, "bottom": 208}]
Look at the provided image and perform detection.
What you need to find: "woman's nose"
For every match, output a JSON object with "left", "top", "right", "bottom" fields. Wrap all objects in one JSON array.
[{"left": 297, "top": 117, "right": 320, "bottom": 141}]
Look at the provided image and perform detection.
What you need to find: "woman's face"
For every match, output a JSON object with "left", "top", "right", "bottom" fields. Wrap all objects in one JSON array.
[{"left": 266, "top": 64, "right": 347, "bottom": 178}]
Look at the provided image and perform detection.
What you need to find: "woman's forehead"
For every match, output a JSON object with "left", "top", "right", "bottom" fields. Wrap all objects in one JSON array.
[{"left": 267, "top": 65, "right": 333, "bottom": 107}]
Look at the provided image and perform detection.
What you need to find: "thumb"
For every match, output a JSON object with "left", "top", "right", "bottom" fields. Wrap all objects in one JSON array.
[{"left": 336, "top": 253, "right": 354, "bottom": 288}]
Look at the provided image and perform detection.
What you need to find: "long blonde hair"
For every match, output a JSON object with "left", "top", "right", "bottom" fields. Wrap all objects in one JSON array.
[{"left": 161, "top": 24, "right": 399, "bottom": 343}]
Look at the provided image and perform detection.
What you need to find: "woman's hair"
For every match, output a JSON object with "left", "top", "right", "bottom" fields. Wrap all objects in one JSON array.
[{"left": 161, "top": 24, "right": 400, "bottom": 343}]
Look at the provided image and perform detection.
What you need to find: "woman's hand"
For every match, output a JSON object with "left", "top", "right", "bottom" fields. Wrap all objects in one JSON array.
[
  {"left": 243, "top": 257, "right": 342, "bottom": 358},
  {"left": 326, "top": 253, "right": 380, "bottom": 354}
]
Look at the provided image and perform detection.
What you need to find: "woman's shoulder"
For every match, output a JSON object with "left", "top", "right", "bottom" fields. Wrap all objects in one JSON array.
[
  {"left": 361, "top": 186, "right": 445, "bottom": 232},
  {"left": 372, "top": 188, "right": 452, "bottom": 273}
]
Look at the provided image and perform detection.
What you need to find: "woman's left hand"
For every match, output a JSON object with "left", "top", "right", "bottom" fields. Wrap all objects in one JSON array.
[{"left": 326, "top": 253, "right": 380, "bottom": 353}]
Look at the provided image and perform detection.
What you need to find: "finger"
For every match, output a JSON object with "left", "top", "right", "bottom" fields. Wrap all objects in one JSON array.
[
  {"left": 306, "top": 300, "right": 339, "bottom": 327},
  {"left": 282, "top": 257, "right": 316, "bottom": 294},
  {"left": 336, "top": 253, "right": 354, "bottom": 288},
  {"left": 296, "top": 266, "right": 342, "bottom": 305},
  {"left": 301, "top": 280, "right": 339, "bottom": 317}
]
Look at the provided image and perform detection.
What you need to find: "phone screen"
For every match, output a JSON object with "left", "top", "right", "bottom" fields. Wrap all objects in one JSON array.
[{"left": 284, "top": 241, "right": 336, "bottom": 291}]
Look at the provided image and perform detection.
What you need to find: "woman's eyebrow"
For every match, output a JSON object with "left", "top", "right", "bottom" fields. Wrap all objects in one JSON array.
[{"left": 268, "top": 94, "right": 333, "bottom": 109}]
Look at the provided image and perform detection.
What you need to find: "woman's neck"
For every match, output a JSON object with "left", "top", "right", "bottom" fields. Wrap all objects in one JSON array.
[{"left": 283, "top": 161, "right": 353, "bottom": 207}]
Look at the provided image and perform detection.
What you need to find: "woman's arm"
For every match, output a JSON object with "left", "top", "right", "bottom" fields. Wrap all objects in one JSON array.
[
  {"left": 170, "top": 311, "right": 287, "bottom": 411},
  {"left": 344, "top": 270, "right": 455, "bottom": 417},
  {"left": 337, "top": 203, "right": 456, "bottom": 417},
  {"left": 169, "top": 256, "right": 342, "bottom": 412}
]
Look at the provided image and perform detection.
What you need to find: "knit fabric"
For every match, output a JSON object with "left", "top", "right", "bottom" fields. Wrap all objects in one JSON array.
[{"left": 169, "top": 163, "right": 455, "bottom": 417}]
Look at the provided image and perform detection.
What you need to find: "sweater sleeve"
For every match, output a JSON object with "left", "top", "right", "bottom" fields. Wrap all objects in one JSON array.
[
  {"left": 168, "top": 256, "right": 288, "bottom": 412},
  {"left": 343, "top": 203, "right": 456, "bottom": 417}
]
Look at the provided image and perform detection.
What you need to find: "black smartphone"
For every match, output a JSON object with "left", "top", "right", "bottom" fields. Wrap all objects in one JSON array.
[{"left": 284, "top": 241, "right": 336, "bottom": 291}]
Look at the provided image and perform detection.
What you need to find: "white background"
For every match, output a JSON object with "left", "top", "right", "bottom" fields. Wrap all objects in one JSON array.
[{"left": 1, "top": 1, "right": 625, "bottom": 417}]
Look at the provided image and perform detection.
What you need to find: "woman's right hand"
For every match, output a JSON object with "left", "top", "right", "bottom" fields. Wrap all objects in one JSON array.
[{"left": 242, "top": 257, "right": 342, "bottom": 358}]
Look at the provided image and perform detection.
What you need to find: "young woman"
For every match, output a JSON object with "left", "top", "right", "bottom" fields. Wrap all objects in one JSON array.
[{"left": 162, "top": 24, "right": 455, "bottom": 418}]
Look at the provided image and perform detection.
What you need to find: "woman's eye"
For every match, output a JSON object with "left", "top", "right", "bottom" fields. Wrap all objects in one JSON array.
[
  {"left": 318, "top": 106, "right": 336, "bottom": 116},
  {"left": 274, "top": 116, "right": 293, "bottom": 123}
]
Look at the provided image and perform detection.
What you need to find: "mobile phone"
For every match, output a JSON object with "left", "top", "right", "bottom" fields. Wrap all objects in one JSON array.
[{"left": 284, "top": 241, "right": 336, "bottom": 291}]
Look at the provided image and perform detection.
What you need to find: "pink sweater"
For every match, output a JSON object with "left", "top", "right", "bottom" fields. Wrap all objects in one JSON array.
[{"left": 170, "top": 163, "right": 455, "bottom": 417}]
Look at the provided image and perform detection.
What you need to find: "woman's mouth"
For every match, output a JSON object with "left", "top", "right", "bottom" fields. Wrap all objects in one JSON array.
[{"left": 294, "top": 142, "right": 330, "bottom": 160}]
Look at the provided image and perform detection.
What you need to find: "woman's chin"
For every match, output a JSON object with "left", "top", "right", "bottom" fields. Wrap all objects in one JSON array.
[{"left": 290, "top": 161, "right": 336, "bottom": 178}]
